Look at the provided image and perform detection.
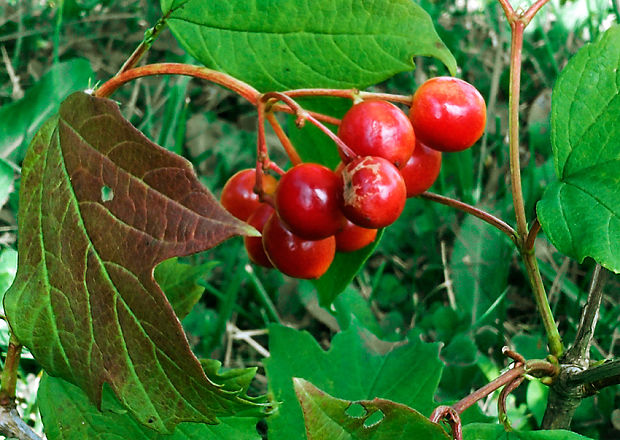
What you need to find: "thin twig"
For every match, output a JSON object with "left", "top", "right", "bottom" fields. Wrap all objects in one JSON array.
[
  {"left": 564, "top": 264, "right": 609, "bottom": 364},
  {"left": 525, "top": 217, "right": 541, "bottom": 252},
  {"left": 522, "top": 0, "right": 552, "bottom": 25},
  {"left": 0, "top": 334, "right": 22, "bottom": 406},
  {"left": 567, "top": 359, "right": 620, "bottom": 393},
  {"left": 0, "top": 407, "right": 43, "bottom": 440},
  {"left": 265, "top": 112, "right": 302, "bottom": 166},
  {"left": 226, "top": 322, "right": 270, "bottom": 358},
  {"left": 283, "top": 88, "right": 412, "bottom": 105},
  {"left": 429, "top": 406, "right": 462, "bottom": 440},
  {"left": 420, "top": 192, "right": 517, "bottom": 243},
  {"left": 95, "top": 63, "right": 261, "bottom": 103},
  {"left": 440, "top": 241, "right": 457, "bottom": 310}
]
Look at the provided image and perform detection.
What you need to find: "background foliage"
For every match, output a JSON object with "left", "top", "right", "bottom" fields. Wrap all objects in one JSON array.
[{"left": 0, "top": 0, "right": 618, "bottom": 439}]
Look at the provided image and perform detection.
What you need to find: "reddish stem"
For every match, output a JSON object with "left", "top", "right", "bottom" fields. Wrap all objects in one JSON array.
[
  {"left": 420, "top": 192, "right": 517, "bottom": 243},
  {"left": 430, "top": 406, "right": 462, "bottom": 440},
  {"left": 255, "top": 100, "right": 277, "bottom": 208},
  {"left": 498, "top": 375, "right": 525, "bottom": 430},
  {"left": 452, "top": 364, "right": 525, "bottom": 414},
  {"left": 525, "top": 217, "right": 541, "bottom": 253},
  {"left": 523, "top": 0, "right": 551, "bottom": 25},
  {"left": 0, "top": 335, "right": 22, "bottom": 407},
  {"left": 95, "top": 63, "right": 261, "bottom": 103},
  {"left": 265, "top": 112, "right": 302, "bottom": 166},
  {"left": 305, "top": 114, "right": 357, "bottom": 161},
  {"left": 261, "top": 92, "right": 307, "bottom": 127},
  {"left": 283, "top": 88, "right": 412, "bottom": 105},
  {"left": 261, "top": 91, "right": 357, "bottom": 161}
]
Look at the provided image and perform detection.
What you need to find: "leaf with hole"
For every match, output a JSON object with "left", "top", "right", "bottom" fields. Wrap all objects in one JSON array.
[
  {"left": 264, "top": 323, "right": 443, "bottom": 439},
  {"left": 161, "top": 0, "right": 456, "bottom": 91},
  {"left": 3, "top": 92, "right": 261, "bottom": 433},
  {"left": 537, "top": 25, "right": 620, "bottom": 273},
  {"left": 294, "top": 378, "right": 450, "bottom": 439}
]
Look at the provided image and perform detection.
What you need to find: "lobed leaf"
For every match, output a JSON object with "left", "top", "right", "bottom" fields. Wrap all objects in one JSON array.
[
  {"left": 537, "top": 25, "right": 620, "bottom": 273},
  {"left": 294, "top": 378, "right": 450, "bottom": 440},
  {"left": 39, "top": 374, "right": 262, "bottom": 440},
  {"left": 264, "top": 323, "right": 443, "bottom": 439},
  {"left": 161, "top": 0, "right": 456, "bottom": 91},
  {"left": 3, "top": 92, "right": 260, "bottom": 433},
  {"left": 462, "top": 423, "right": 594, "bottom": 439}
]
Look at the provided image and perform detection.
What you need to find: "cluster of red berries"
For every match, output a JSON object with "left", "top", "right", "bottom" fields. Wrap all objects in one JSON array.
[{"left": 221, "top": 77, "right": 486, "bottom": 279}]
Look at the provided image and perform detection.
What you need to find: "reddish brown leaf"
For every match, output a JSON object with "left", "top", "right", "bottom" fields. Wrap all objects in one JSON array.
[{"left": 4, "top": 92, "right": 260, "bottom": 433}]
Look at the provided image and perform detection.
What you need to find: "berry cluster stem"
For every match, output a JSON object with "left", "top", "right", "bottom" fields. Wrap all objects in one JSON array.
[
  {"left": 498, "top": 0, "right": 563, "bottom": 359},
  {"left": 0, "top": 333, "right": 22, "bottom": 406}
]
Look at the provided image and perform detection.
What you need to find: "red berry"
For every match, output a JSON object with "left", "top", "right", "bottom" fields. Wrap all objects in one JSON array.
[
  {"left": 262, "top": 213, "right": 335, "bottom": 279},
  {"left": 338, "top": 100, "right": 415, "bottom": 168},
  {"left": 335, "top": 219, "right": 378, "bottom": 252},
  {"left": 400, "top": 140, "right": 442, "bottom": 197},
  {"left": 409, "top": 77, "right": 486, "bottom": 152},
  {"left": 221, "top": 169, "right": 277, "bottom": 221},
  {"left": 275, "top": 163, "right": 345, "bottom": 240},
  {"left": 244, "top": 204, "right": 274, "bottom": 268},
  {"left": 339, "top": 156, "right": 406, "bottom": 228}
]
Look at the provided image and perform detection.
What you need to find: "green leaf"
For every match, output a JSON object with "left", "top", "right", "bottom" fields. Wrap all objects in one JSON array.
[
  {"left": 264, "top": 323, "right": 443, "bottom": 439},
  {"left": 294, "top": 378, "right": 450, "bottom": 440},
  {"left": 154, "top": 258, "right": 216, "bottom": 320},
  {"left": 39, "top": 374, "right": 262, "bottom": 440},
  {"left": 0, "top": 58, "right": 93, "bottom": 163},
  {"left": 161, "top": 0, "right": 456, "bottom": 91},
  {"left": 313, "top": 229, "right": 384, "bottom": 307},
  {"left": 450, "top": 209, "right": 513, "bottom": 324},
  {"left": 462, "top": 423, "right": 593, "bottom": 439},
  {"left": 537, "top": 25, "right": 620, "bottom": 273},
  {"left": 4, "top": 92, "right": 261, "bottom": 433}
]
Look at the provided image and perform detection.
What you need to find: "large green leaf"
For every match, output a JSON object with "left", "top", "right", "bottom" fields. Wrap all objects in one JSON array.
[
  {"left": 0, "top": 58, "right": 93, "bottom": 163},
  {"left": 462, "top": 423, "right": 593, "bottom": 439},
  {"left": 537, "top": 25, "right": 620, "bottom": 273},
  {"left": 264, "top": 323, "right": 443, "bottom": 439},
  {"left": 3, "top": 92, "right": 260, "bottom": 433},
  {"left": 294, "top": 378, "right": 450, "bottom": 440},
  {"left": 161, "top": 0, "right": 456, "bottom": 91},
  {"left": 39, "top": 374, "right": 261, "bottom": 440}
]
